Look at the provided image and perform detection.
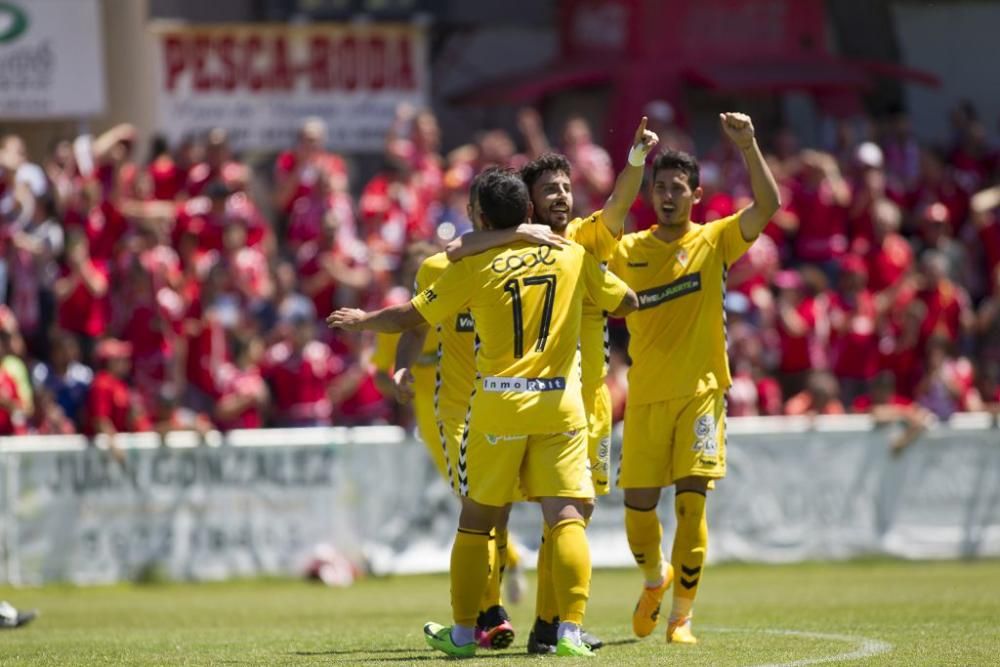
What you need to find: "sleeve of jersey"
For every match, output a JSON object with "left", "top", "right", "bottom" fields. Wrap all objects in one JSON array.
[
  {"left": 582, "top": 253, "right": 629, "bottom": 313},
  {"left": 717, "top": 210, "right": 756, "bottom": 265},
  {"left": 568, "top": 210, "right": 620, "bottom": 262},
  {"left": 410, "top": 262, "right": 471, "bottom": 326},
  {"left": 370, "top": 333, "right": 398, "bottom": 373}
]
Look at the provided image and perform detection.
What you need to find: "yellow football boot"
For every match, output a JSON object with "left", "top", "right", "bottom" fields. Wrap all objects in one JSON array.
[{"left": 632, "top": 563, "right": 674, "bottom": 638}]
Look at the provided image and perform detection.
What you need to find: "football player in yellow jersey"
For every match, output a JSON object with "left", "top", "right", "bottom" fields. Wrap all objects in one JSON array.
[
  {"left": 608, "top": 113, "right": 780, "bottom": 646},
  {"left": 445, "top": 117, "right": 659, "bottom": 654},
  {"left": 389, "top": 177, "right": 563, "bottom": 650},
  {"left": 370, "top": 319, "right": 442, "bottom": 473},
  {"left": 328, "top": 168, "right": 639, "bottom": 658}
]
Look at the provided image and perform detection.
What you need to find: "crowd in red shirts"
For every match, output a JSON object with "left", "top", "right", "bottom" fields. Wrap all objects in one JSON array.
[{"left": 1, "top": 100, "right": 999, "bottom": 438}]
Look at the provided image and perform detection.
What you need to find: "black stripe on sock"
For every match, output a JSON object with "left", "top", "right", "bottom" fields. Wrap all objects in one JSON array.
[
  {"left": 457, "top": 528, "right": 492, "bottom": 537},
  {"left": 625, "top": 502, "right": 659, "bottom": 512},
  {"left": 681, "top": 565, "right": 702, "bottom": 576},
  {"left": 680, "top": 577, "right": 699, "bottom": 590},
  {"left": 675, "top": 489, "right": 707, "bottom": 498}
]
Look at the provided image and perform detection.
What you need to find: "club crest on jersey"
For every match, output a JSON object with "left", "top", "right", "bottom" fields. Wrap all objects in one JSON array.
[
  {"left": 676, "top": 247, "right": 689, "bottom": 267},
  {"left": 691, "top": 414, "right": 717, "bottom": 455}
]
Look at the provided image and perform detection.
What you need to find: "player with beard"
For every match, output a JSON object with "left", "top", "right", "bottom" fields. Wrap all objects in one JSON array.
[
  {"left": 447, "top": 117, "right": 658, "bottom": 653},
  {"left": 608, "top": 113, "right": 779, "bottom": 646},
  {"left": 328, "top": 168, "right": 639, "bottom": 657}
]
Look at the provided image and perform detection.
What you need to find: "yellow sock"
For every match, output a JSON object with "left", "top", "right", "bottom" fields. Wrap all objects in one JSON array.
[
  {"left": 670, "top": 491, "right": 708, "bottom": 619},
  {"left": 452, "top": 528, "right": 492, "bottom": 627},
  {"left": 480, "top": 529, "right": 501, "bottom": 612},
  {"left": 504, "top": 530, "right": 521, "bottom": 571},
  {"left": 625, "top": 504, "right": 665, "bottom": 586},
  {"left": 550, "top": 518, "right": 590, "bottom": 626},
  {"left": 535, "top": 522, "right": 558, "bottom": 623},
  {"left": 496, "top": 529, "right": 509, "bottom": 591}
]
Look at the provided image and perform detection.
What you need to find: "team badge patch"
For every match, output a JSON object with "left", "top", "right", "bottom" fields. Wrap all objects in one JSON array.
[
  {"left": 692, "top": 414, "right": 718, "bottom": 455},
  {"left": 676, "top": 247, "right": 689, "bottom": 268}
]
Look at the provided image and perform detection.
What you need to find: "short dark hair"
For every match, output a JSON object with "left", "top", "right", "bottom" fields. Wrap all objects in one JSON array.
[
  {"left": 652, "top": 149, "right": 700, "bottom": 189},
  {"left": 519, "top": 153, "right": 572, "bottom": 194},
  {"left": 476, "top": 168, "right": 530, "bottom": 230}
]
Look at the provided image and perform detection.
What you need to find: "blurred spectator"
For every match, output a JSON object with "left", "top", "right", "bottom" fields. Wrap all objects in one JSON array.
[
  {"left": 914, "top": 201, "right": 974, "bottom": 289},
  {"left": 905, "top": 148, "right": 969, "bottom": 237},
  {"left": 30, "top": 386, "right": 76, "bottom": 435},
  {"left": 829, "top": 254, "right": 881, "bottom": 405},
  {"left": 31, "top": 330, "right": 92, "bottom": 428},
  {"left": 263, "top": 317, "right": 342, "bottom": 427},
  {"left": 853, "top": 370, "right": 933, "bottom": 456},
  {"left": 297, "top": 217, "right": 372, "bottom": 317},
  {"left": 643, "top": 100, "right": 695, "bottom": 155},
  {"left": 965, "top": 363, "right": 1000, "bottom": 413},
  {"left": 53, "top": 229, "right": 110, "bottom": 363},
  {"left": 913, "top": 251, "right": 974, "bottom": 346},
  {"left": 881, "top": 108, "right": 921, "bottom": 192},
  {"left": 787, "top": 150, "right": 851, "bottom": 270},
  {"left": 214, "top": 335, "right": 269, "bottom": 431},
  {"left": 562, "top": 115, "right": 614, "bottom": 216},
  {"left": 8, "top": 195, "right": 64, "bottom": 348},
  {"left": 915, "top": 336, "right": 974, "bottom": 420},
  {"left": 784, "top": 370, "right": 845, "bottom": 416},
  {"left": 0, "top": 328, "right": 26, "bottom": 435},
  {"left": 0, "top": 316, "right": 33, "bottom": 416},
  {"left": 976, "top": 267, "right": 1000, "bottom": 365},
  {"left": 185, "top": 128, "right": 245, "bottom": 197},
  {"left": 861, "top": 199, "right": 913, "bottom": 294},
  {"left": 772, "top": 268, "right": 831, "bottom": 397},
  {"left": 846, "top": 141, "right": 887, "bottom": 246},
  {"left": 152, "top": 385, "right": 213, "bottom": 438},
  {"left": 274, "top": 117, "right": 348, "bottom": 216},
  {"left": 86, "top": 338, "right": 150, "bottom": 440},
  {"left": 970, "top": 184, "right": 1000, "bottom": 293}
]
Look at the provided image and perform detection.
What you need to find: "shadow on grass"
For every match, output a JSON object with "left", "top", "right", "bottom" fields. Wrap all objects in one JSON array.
[{"left": 294, "top": 638, "right": 637, "bottom": 660}]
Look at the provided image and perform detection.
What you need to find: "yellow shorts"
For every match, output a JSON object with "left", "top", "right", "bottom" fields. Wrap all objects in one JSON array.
[
  {"left": 459, "top": 427, "right": 594, "bottom": 507},
  {"left": 415, "top": 394, "right": 450, "bottom": 483},
  {"left": 619, "top": 390, "right": 727, "bottom": 489},
  {"left": 586, "top": 384, "right": 613, "bottom": 496}
]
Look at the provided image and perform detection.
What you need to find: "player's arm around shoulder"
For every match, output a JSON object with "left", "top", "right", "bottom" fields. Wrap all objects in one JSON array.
[{"left": 719, "top": 112, "right": 781, "bottom": 242}]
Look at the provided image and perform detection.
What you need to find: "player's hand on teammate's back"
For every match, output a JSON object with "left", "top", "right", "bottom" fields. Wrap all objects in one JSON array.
[
  {"left": 515, "top": 223, "right": 570, "bottom": 248},
  {"left": 633, "top": 116, "right": 659, "bottom": 154},
  {"left": 327, "top": 308, "right": 366, "bottom": 331},
  {"left": 393, "top": 368, "right": 416, "bottom": 404},
  {"left": 720, "top": 112, "right": 756, "bottom": 149}
]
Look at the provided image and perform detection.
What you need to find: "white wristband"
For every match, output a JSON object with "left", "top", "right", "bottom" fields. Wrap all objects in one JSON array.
[{"left": 627, "top": 144, "right": 649, "bottom": 167}]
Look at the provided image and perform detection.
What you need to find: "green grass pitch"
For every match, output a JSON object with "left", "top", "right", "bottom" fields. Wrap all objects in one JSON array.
[{"left": 3, "top": 560, "right": 1000, "bottom": 665}]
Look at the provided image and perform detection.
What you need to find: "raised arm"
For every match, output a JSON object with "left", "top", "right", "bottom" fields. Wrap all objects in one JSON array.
[
  {"left": 326, "top": 303, "right": 427, "bottom": 334},
  {"left": 601, "top": 116, "right": 659, "bottom": 236},
  {"left": 720, "top": 113, "right": 781, "bottom": 241}
]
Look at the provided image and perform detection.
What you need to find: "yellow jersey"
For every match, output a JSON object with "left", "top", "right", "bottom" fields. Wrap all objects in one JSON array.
[
  {"left": 412, "top": 242, "right": 629, "bottom": 435},
  {"left": 608, "top": 212, "right": 754, "bottom": 405},
  {"left": 415, "top": 252, "right": 477, "bottom": 422},
  {"left": 370, "top": 329, "right": 437, "bottom": 392},
  {"left": 565, "top": 210, "right": 620, "bottom": 398}
]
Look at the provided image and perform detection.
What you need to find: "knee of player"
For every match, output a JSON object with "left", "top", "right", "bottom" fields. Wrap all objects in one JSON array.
[{"left": 459, "top": 498, "right": 505, "bottom": 532}]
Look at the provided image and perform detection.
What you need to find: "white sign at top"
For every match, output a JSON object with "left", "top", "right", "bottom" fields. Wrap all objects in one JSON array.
[{"left": 0, "top": 0, "right": 106, "bottom": 119}]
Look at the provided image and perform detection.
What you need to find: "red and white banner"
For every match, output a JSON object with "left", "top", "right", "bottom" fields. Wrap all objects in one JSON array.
[{"left": 151, "top": 23, "right": 429, "bottom": 152}]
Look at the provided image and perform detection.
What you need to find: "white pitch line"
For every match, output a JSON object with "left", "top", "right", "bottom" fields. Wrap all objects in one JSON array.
[{"left": 707, "top": 627, "right": 894, "bottom": 667}]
